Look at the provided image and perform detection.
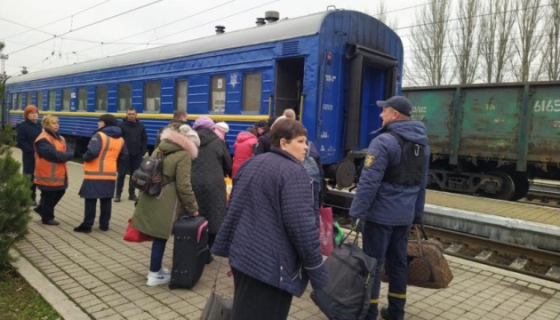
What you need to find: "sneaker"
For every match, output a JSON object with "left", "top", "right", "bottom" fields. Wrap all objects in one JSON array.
[
  {"left": 114, "top": 195, "right": 121, "bottom": 202},
  {"left": 146, "top": 270, "right": 171, "bottom": 287},
  {"left": 73, "top": 224, "right": 92, "bottom": 233},
  {"left": 146, "top": 267, "right": 170, "bottom": 279}
]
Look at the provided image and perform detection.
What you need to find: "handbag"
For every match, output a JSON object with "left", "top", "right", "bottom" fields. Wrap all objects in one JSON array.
[
  {"left": 381, "top": 224, "right": 453, "bottom": 289},
  {"left": 311, "top": 228, "right": 377, "bottom": 320},
  {"left": 123, "top": 218, "right": 153, "bottom": 243},
  {"left": 319, "top": 207, "right": 334, "bottom": 256},
  {"left": 200, "top": 257, "right": 233, "bottom": 320}
]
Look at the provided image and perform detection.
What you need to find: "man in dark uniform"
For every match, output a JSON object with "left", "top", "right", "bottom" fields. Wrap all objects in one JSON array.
[
  {"left": 115, "top": 108, "right": 147, "bottom": 202},
  {"left": 350, "top": 96, "right": 430, "bottom": 320},
  {"left": 16, "top": 105, "right": 43, "bottom": 205}
]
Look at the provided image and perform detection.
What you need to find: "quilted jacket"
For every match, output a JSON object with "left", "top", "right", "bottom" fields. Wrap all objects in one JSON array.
[{"left": 211, "top": 147, "right": 328, "bottom": 297}]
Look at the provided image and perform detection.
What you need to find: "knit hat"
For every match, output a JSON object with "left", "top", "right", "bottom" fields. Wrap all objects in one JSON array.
[
  {"left": 193, "top": 116, "right": 215, "bottom": 130},
  {"left": 23, "top": 105, "right": 39, "bottom": 119},
  {"left": 179, "top": 124, "right": 200, "bottom": 147},
  {"left": 215, "top": 121, "right": 229, "bottom": 133}
]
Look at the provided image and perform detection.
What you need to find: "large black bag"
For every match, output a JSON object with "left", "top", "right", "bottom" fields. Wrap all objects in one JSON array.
[
  {"left": 311, "top": 230, "right": 377, "bottom": 320},
  {"left": 169, "top": 214, "right": 209, "bottom": 289}
]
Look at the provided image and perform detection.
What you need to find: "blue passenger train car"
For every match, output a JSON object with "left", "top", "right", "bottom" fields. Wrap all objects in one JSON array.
[{"left": 4, "top": 9, "right": 404, "bottom": 187}]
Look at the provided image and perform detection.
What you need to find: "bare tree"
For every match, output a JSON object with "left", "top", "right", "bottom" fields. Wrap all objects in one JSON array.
[
  {"left": 542, "top": 0, "right": 560, "bottom": 80},
  {"left": 375, "top": 0, "right": 398, "bottom": 29},
  {"left": 479, "top": 0, "right": 516, "bottom": 83},
  {"left": 407, "top": 0, "right": 452, "bottom": 86},
  {"left": 512, "top": 0, "right": 544, "bottom": 82},
  {"left": 450, "top": 0, "right": 480, "bottom": 84}
]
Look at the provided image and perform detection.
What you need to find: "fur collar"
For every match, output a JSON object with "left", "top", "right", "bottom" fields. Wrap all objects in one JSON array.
[{"left": 160, "top": 128, "right": 199, "bottom": 159}]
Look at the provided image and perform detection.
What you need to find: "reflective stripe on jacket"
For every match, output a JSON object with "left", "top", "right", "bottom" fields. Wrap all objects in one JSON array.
[
  {"left": 34, "top": 131, "right": 67, "bottom": 187},
  {"left": 83, "top": 132, "right": 124, "bottom": 180}
]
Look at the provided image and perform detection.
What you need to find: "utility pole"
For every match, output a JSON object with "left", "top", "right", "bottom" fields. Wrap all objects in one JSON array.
[{"left": 0, "top": 53, "right": 7, "bottom": 80}]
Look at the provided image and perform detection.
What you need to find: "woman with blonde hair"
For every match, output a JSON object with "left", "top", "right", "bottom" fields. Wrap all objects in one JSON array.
[{"left": 33, "top": 115, "right": 74, "bottom": 225}]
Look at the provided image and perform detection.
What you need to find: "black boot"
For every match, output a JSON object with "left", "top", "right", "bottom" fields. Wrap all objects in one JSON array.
[
  {"left": 73, "top": 224, "right": 92, "bottom": 233},
  {"left": 114, "top": 195, "right": 121, "bottom": 202}
]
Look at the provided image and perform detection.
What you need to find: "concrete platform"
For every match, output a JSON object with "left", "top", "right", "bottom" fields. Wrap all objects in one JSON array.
[{"left": 9, "top": 148, "right": 560, "bottom": 320}]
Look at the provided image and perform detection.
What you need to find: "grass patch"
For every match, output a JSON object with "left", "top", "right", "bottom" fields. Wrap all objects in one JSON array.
[{"left": 0, "top": 269, "right": 61, "bottom": 320}]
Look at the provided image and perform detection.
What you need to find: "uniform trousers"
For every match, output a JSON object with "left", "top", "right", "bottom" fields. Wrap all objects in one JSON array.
[
  {"left": 362, "top": 222, "right": 410, "bottom": 320},
  {"left": 83, "top": 198, "right": 112, "bottom": 228},
  {"left": 37, "top": 189, "right": 65, "bottom": 223}
]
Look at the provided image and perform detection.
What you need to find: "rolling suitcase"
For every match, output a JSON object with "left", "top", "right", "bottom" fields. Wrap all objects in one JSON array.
[{"left": 169, "top": 214, "right": 209, "bottom": 289}]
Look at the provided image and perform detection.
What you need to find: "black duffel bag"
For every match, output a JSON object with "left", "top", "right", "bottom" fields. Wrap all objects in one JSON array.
[{"left": 310, "top": 228, "right": 377, "bottom": 320}]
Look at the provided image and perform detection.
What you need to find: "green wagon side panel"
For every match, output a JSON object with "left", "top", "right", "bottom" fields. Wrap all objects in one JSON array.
[
  {"left": 527, "top": 85, "right": 560, "bottom": 163},
  {"left": 458, "top": 87, "right": 523, "bottom": 160},
  {"left": 404, "top": 90, "right": 454, "bottom": 156}
]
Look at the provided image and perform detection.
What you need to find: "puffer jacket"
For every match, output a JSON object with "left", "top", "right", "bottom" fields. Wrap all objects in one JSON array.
[
  {"left": 132, "top": 128, "right": 199, "bottom": 239},
  {"left": 349, "top": 120, "right": 430, "bottom": 225},
  {"left": 211, "top": 147, "right": 328, "bottom": 297},
  {"left": 232, "top": 131, "right": 257, "bottom": 177}
]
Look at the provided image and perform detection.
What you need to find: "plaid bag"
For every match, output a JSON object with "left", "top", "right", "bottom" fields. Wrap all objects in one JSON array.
[{"left": 381, "top": 225, "right": 453, "bottom": 289}]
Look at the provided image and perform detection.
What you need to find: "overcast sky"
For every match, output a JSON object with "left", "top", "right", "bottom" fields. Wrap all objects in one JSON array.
[{"left": 1, "top": 0, "right": 421, "bottom": 78}]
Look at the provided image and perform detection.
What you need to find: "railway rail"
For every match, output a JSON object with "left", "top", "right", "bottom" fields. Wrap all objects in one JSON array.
[
  {"left": 522, "top": 180, "right": 560, "bottom": 207},
  {"left": 423, "top": 226, "right": 560, "bottom": 283}
]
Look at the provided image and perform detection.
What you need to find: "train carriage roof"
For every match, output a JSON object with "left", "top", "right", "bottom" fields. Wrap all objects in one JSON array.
[{"left": 7, "top": 11, "right": 333, "bottom": 85}]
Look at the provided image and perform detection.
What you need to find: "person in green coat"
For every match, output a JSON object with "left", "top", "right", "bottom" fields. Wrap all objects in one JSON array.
[{"left": 132, "top": 123, "right": 200, "bottom": 287}]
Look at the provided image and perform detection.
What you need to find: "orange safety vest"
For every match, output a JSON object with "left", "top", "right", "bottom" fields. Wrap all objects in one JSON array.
[
  {"left": 83, "top": 132, "right": 124, "bottom": 180},
  {"left": 34, "top": 131, "right": 68, "bottom": 187}
]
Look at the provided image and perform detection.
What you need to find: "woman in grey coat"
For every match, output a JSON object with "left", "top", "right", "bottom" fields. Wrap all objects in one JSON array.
[{"left": 191, "top": 116, "right": 232, "bottom": 248}]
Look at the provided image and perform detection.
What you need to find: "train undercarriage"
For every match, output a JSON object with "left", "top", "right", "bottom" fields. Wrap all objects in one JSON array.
[{"left": 326, "top": 154, "right": 559, "bottom": 202}]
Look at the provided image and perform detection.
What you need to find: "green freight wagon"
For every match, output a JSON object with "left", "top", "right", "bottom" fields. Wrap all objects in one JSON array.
[{"left": 403, "top": 81, "right": 560, "bottom": 200}]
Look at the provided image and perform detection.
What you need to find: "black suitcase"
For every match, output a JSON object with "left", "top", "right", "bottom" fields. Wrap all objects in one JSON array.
[{"left": 169, "top": 214, "right": 209, "bottom": 289}]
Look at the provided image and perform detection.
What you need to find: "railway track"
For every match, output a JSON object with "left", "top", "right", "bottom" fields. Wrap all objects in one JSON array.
[
  {"left": 522, "top": 180, "right": 560, "bottom": 208},
  {"left": 423, "top": 226, "right": 560, "bottom": 283}
]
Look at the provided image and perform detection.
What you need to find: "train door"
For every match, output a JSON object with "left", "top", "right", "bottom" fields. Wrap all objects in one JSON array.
[
  {"left": 334, "top": 45, "right": 398, "bottom": 188},
  {"left": 345, "top": 44, "right": 398, "bottom": 152},
  {"left": 274, "top": 58, "right": 305, "bottom": 119}
]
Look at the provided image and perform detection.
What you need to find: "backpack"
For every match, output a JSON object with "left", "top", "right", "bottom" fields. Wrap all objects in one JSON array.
[
  {"left": 131, "top": 152, "right": 167, "bottom": 196},
  {"left": 382, "top": 132, "right": 426, "bottom": 186},
  {"left": 303, "top": 141, "right": 322, "bottom": 193}
]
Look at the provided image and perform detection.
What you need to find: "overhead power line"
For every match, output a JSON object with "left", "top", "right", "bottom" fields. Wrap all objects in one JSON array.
[
  {"left": 1, "top": 0, "right": 111, "bottom": 40},
  {"left": 6, "top": 0, "right": 163, "bottom": 56},
  {"left": 107, "top": 0, "right": 280, "bottom": 56}
]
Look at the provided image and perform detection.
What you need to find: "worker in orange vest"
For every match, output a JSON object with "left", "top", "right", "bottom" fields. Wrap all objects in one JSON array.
[
  {"left": 74, "top": 114, "right": 128, "bottom": 233},
  {"left": 33, "top": 115, "right": 74, "bottom": 226}
]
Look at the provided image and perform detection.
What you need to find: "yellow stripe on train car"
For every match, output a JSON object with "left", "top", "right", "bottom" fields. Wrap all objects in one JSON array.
[{"left": 8, "top": 111, "right": 269, "bottom": 122}]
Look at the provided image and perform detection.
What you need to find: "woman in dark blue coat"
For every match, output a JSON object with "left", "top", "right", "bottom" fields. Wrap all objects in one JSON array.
[
  {"left": 212, "top": 119, "right": 328, "bottom": 320},
  {"left": 16, "top": 105, "right": 42, "bottom": 205}
]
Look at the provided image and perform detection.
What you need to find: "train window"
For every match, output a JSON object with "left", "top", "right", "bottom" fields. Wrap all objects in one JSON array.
[
  {"left": 17, "top": 93, "right": 22, "bottom": 110},
  {"left": 210, "top": 75, "right": 226, "bottom": 112},
  {"left": 26, "top": 92, "right": 32, "bottom": 106},
  {"left": 144, "top": 81, "right": 161, "bottom": 112},
  {"left": 37, "top": 91, "right": 43, "bottom": 110},
  {"left": 175, "top": 80, "right": 188, "bottom": 111},
  {"left": 243, "top": 72, "right": 262, "bottom": 112},
  {"left": 48, "top": 90, "right": 56, "bottom": 110},
  {"left": 118, "top": 84, "right": 132, "bottom": 111},
  {"left": 78, "top": 88, "right": 87, "bottom": 111},
  {"left": 11, "top": 94, "right": 17, "bottom": 110},
  {"left": 62, "top": 89, "right": 71, "bottom": 111},
  {"left": 96, "top": 86, "right": 108, "bottom": 111}
]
